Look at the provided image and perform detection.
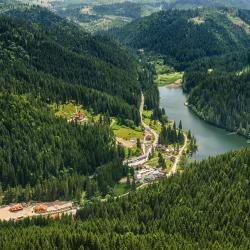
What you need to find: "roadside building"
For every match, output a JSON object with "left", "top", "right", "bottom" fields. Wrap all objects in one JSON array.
[
  {"left": 34, "top": 204, "right": 48, "bottom": 214},
  {"left": 9, "top": 204, "right": 23, "bottom": 212}
]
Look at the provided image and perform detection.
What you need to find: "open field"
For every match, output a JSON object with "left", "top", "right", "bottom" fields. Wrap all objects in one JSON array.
[
  {"left": 112, "top": 121, "right": 144, "bottom": 140},
  {"left": 152, "top": 58, "right": 184, "bottom": 86},
  {"left": 142, "top": 110, "right": 162, "bottom": 133},
  {"left": 155, "top": 71, "right": 184, "bottom": 86},
  {"left": 50, "top": 102, "right": 99, "bottom": 122},
  {"left": 79, "top": 15, "right": 132, "bottom": 33}
]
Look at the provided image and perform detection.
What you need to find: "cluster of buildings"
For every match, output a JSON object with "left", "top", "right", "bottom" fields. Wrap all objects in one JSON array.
[
  {"left": 135, "top": 167, "right": 166, "bottom": 184},
  {"left": 68, "top": 111, "right": 87, "bottom": 124},
  {"left": 0, "top": 201, "right": 76, "bottom": 221}
]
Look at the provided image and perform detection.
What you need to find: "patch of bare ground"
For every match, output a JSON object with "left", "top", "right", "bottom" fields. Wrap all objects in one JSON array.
[
  {"left": 166, "top": 79, "right": 183, "bottom": 88},
  {"left": 116, "top": 137, "right": 134, "bottom": 148}
]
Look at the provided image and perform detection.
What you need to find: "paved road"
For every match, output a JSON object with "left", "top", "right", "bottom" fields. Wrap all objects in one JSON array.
[
  {"left": 125, "top": 93, "right": 159, "bottom": 167},
  {"left": 140, "top": 94, "right": 159, "bottom": 149}
]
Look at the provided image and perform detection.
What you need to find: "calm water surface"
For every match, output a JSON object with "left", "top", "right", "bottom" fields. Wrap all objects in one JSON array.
[{"left": 159, "top": 87, "right": 248, "bottom": 160}]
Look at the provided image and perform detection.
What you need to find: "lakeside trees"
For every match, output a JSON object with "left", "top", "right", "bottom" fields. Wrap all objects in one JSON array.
[
  {"left": 159, "top": 122, "right": 185, "bottom": 146},
  {"left": 184, "top": 51, "right": 250, "bottom": 138}
]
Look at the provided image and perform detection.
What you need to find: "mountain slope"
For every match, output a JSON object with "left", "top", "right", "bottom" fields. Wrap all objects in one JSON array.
[
  {"left": 1, "top": 147, "right": 250, "bottom": 248},
  {"left": 111, "top": 8, "right": 250, "bottom": 69},
  {"left": 183, "top": 51, "right": 250, "bottom": 138},
  {"left": 0, "top": 6, "right": 158, "bottom": 123},
  {"left": 110, "top": 8, "right": 250, "bottom": 137},
  {"left": 0, "top": 5, "right": 159, "bottom": 202}
]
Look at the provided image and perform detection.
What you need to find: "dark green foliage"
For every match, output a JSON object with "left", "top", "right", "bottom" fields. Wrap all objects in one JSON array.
[
  {"left": 0, "top": 7, "right": 148, "bottom": 123},
  {"left": 110, "top": 8, "right": 250, "bottom": 70},
  {"left": 0, "top": 93, "right": 119, "bottom": 189},
  {"left": 0, "top": 148, "right": 249, "bottom": 249},
  {"left": 158, "top": 152, "right": 166, "bottom": 168},
  {"left": 159, "top": 123, "right": 184, "bottom": 145},
  {"left": 183, "top": 51, "right": 250, "bottom": 138},
  {"left": 187, "top": 71, "right": 250, "bottom": 137}
]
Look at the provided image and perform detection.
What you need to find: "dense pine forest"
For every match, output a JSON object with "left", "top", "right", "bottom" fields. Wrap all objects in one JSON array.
[
  {"left": 184, "top": 51, "right": 250, "bottom": 138},
  {"left": 110, "top": 8, "right": 250, "bottom": 70},
  {"left": 0, "top": 147, "right": 249, "bottom": 249},
  {"left": 0, "top": 5, "right": 159, "bottom": 123},
  {"left": 0, "top": 3, "right": 250, "bottom": 249},
  {"left": 0, "top": 93, "right": 128, "bottom": 203}
]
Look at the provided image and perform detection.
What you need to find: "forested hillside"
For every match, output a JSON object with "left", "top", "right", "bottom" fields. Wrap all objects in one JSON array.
[
  {"left": 0, "top": 93, "right": 128, "bottom": 203},
  {"left": 0, "top": 5, "right": 158, "bottom": 124},
  {"left": 0, "top": 5, "right": 159, "bottom": 203},
  {"left": 0, "top": 147, "right": 249, "bottom": 248},
  {"left": 183, "top": 51, "right": 250, "bottom": 138},
  {"left": 111, "top": 8, "right": 250, "bottom": 70}
]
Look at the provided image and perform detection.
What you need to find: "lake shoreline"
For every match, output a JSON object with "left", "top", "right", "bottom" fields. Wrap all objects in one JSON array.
[
  {"left": 187, "top": 103, "right": 250, "bottom": 140},
  {"left": 159, "top": 87, "right": 247, "bottom": 160}
]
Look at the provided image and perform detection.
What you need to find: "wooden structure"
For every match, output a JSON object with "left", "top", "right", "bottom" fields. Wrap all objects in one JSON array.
[
  {"left": 9, "top": 204, "right": 23, "bottom": 212},
  {"left": 33, "top": 204, "right": 48, "bottom": 214}
]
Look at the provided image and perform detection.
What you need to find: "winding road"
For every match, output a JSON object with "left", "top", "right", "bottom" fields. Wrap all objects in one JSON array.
[
  {"left": 125, "top": 93, "right": 159, "bottom": 167},
  {"left": 125, "top": 93, "right": 188, "bottom": 176}
]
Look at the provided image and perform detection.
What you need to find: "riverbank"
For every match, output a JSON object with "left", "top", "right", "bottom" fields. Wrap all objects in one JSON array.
[{"left": 165, "top": 79, "right": 183, "bottom": 88}]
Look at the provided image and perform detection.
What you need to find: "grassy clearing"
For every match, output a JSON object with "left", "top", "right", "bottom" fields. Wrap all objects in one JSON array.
[
  {"left": 152, "top": 58, "right": 183, "bottom": 86},
  {"left": 79, "top": 15, "right": 132, "bottom": 33},
  {"left": 113, "top": 127, "right": 144, "bottom": 140},
  {"left": 50, "top": 102, "right": 99, "bottom": 121},
  {"left": 189, "top": 16, "right": 205, "bottom": 25},
  {"left": 238, "top": 66, "right": 250, "bottom": 76},
  {"left": 112, "top": 120, "right": 144, "bottom": 140},
  {"left": 155, "top": 72, "right": 184, "bottom": 86},
  {"left": 227, "top": 14, "right": 250, "bottom": 35},
  {"left": 143, "top": 110, "right": 162, "bottom": 134}
]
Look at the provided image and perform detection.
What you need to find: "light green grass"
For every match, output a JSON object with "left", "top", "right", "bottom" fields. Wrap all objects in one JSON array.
[
  {"left": 112, "top": 120, "right": 144, "bottom": 140},
  {"left": 152, "top": 58, "right": 184, "bottom": 86},
  {"left": 50, "top": 102, "right": 86, "bottom": 120},
  {"left": 113, "top": 127, "right": 144, "bottom": 140},
  {"left": 155, "top": 72, "right": 184, "bottom": 86},
  {"left": 143, "top": 110, "right": 162, "bottom": 134},
  {"left": 49, "top": 102, "right": 99, "bottom": 121}
]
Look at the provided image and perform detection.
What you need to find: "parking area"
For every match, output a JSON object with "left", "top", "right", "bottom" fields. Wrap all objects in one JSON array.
[{"left": 0, "top": 201, "right": 75, "bottom": 221}]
